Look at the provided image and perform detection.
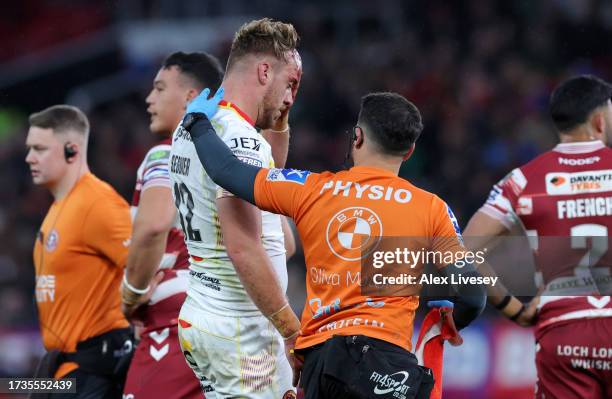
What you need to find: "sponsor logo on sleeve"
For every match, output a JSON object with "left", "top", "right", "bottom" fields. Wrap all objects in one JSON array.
[
  {"left": 266, "top": 168, "right": 311, "bottom": 184},
  {"left": 487, "top": 186, "right": 503, "bottom": 203},
  {"left": 147, "top": 149, "right": 170, "bottom": 162}
]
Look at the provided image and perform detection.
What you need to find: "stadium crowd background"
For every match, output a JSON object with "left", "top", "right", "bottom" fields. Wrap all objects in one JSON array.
[{"left": 1, "top": 1, "right": 612, "bottom": 397}]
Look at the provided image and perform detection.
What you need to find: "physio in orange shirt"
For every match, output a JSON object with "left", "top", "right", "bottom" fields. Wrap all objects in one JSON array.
[
  {"left": 26, "top": 105, "right": 133, "bottom": 398},
  {"left": 182, "top": 90, "right": 487, "bottom": 399}
]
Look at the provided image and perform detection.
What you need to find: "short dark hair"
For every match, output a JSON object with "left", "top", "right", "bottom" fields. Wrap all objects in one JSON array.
[
  {"left": 358, "top": 92, "right": 423, "bottom": 155},
  {"left": 162, "top": 51, "right": 224, "bottom": 90},
  {"left": 227, "top": 18, "right": 299, "bottom": 71},
  {"left": 549, "top": 75, "right": 612, "bottom": 132},
  {"left": 29, "top": 105, "right": 89, "bottom": 137}
]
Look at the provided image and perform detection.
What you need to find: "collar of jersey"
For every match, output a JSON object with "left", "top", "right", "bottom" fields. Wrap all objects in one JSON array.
[
  {"left": 553, "top": 140, "right": 605, "bottom": 154},
  {"left": 219, "top": 100, "right": 255, "bottom": 127},
  {"left": 349, "top": 165, "right": 397, "bottom": 176}
]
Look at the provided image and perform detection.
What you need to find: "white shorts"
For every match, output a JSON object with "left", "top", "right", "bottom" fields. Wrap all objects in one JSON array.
[{"left": 178, "top": 297, "right": 295, "bottom": 398}]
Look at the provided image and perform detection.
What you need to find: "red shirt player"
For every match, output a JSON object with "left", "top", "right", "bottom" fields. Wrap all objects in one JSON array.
[{"left": 465, "top": 75, "right": 612, "bottom": 399}]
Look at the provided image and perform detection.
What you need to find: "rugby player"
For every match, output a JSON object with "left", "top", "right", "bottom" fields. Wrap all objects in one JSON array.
[
  {"left": 181, "top": 90, "right": 487, "bottom": 399},
  {"left": 169, "top": 19, "right": 301, "bottom": 398},
  {"left": 464, "top": 75, "right": 612, "bottom": 399},
  {"left": 27, "top": 105, "right": 133, "bottom": 398},
  {"left": 120, "top": 52, "right": 224, "bottom": 399}
]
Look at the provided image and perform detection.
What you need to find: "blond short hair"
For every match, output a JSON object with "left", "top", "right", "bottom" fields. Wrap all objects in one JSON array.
[{"left": 226, "top": 18, "right": 299, "bottom": 71}]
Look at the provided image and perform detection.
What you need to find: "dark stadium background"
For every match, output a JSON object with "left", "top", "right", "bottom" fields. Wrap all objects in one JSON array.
[{"left": 1, "top": 1, "right": 612, "bottom": 398}]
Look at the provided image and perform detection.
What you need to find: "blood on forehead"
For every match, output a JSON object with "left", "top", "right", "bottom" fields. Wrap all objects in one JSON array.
[
  {"left": 286, "top": 49, "right": 303, "bottom": 85},
  {"left": 291, "top": 49, "right": 303, "bottom": 71}
]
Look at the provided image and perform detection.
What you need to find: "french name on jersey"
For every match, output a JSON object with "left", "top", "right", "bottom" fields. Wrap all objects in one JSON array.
[
  {"left": 546, "top": 170, "right": 612, "bottom": 195},
  {"left": 557, "top": 196, "right": 612, "bottom": 219},
  {"left": 558, "top": 156, "right": 601, "bottom": 166},
  {"left": 319, "top": 180, "right": 412, "bottom": 203},
  {"left": 170, "top": 155, "right": 190, "bottom": 176}
]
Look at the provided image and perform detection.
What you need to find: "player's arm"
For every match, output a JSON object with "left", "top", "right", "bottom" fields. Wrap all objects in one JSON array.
[
  {"left": 121, "top": 186, "right": 175, "bottom": 316},
  {"left": 436, "top": 262, "right": 486, "bottom": 329},
  {"left": 282, "top": 217, "right": 296, "bottom": 259},
  {"left": 217, "top": 197, "right": 300, "bottom": 338},
  {"left": 463, "top": 210, "right": 537, "bottom": 326},
  {"left": 261, "top": 128, "right": 290, "bottom": 170},
  {"left": 188, "top": 113, "right": 310, "bottom": 221},
  {"left": 184, "top": 89, "right": 300, "bottom": 337},
  {"left": 429, "top": 200, "right": 486, "bottom": 330},
  {"left": 186, "top": 111, "right": 259, "bottom": 204},
  {"left": 262, "top": 114, "right": 297, "bottom": 259}
]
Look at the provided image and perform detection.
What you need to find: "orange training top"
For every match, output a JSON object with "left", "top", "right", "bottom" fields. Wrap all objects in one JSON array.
[
  {"left": 254, "top": 166, "right": 464, "bottom": 351},
  {"left": 33, "top": 172, "right": 131, "bottom": 377}
]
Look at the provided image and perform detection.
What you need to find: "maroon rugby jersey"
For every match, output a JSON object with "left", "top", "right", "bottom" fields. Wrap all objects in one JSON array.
[
  {"left": 131, "top": 138, "right": 190, "bottom": 331},
  {"left": 481, "top": 140, "right": 612, "bottom": 333}
]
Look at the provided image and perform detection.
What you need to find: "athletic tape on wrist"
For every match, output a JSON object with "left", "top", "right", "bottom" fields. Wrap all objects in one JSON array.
[
  {"left": 509, "top": 304, "right": 526, "bottom": 321},
  {"left": 122, "top": 273, "right": 150, "bottom": 295},
  {"left": 495, "top": 294, "right": 512, "bottom": 310},
  {"left": 269, "top": 125, "right": 290, "bottom": 134},
  {"left": 267, "top": 303, "right": 290, "bottom": 320}
]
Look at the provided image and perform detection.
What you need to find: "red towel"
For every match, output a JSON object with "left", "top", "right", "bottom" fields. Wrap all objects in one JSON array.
[{"left": 414, "top": 306, "right": 463, "bottom": 399}]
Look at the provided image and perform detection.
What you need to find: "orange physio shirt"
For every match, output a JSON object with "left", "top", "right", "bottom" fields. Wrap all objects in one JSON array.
[
  {"left": 33, "top": 173, "right": 131, "bottom": 375},
  {"left": 254, "top": 166, "right": 463, "bottom": 351}
]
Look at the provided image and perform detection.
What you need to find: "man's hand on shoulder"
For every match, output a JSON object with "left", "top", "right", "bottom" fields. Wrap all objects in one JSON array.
[{"left": 184, "top": 87, "right": 224, "bottom": 122}]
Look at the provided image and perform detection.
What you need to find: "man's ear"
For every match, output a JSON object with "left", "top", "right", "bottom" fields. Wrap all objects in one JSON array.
[
  {"left": 591, "top": 110, "right": 605, "bottom": 136},
  {"left": 355, "top": 126, "right": 365, "bottom": 149},
  {"left": 402, "top": 143, "right": 416, "bottom": 161},
  {"left": 257, "top": 62, "right": 272, "bottom": 85},
  {"left": 185, "top": 88, "right": 200, "bottom": 107}
]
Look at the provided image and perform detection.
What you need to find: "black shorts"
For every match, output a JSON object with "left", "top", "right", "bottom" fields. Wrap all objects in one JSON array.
[{"left": 299, "top": 335, "right": 434, "bottom": 399}]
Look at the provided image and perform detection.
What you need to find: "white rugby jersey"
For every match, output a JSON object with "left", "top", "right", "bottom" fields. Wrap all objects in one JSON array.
[{"left": 169, "top": 101, "right": 286, "bottom": 315}]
